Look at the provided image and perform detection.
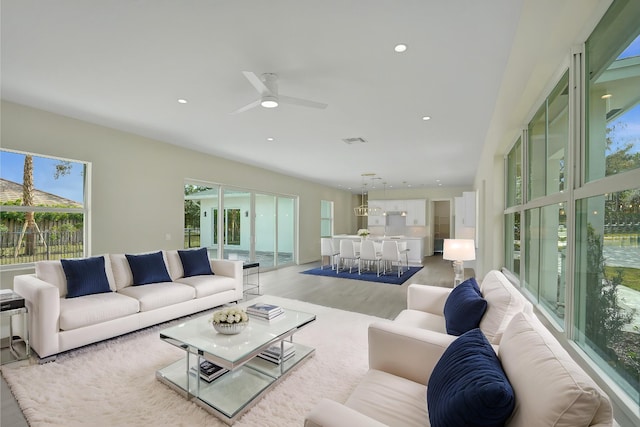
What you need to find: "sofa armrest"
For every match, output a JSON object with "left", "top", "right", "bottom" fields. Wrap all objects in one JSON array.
[
  {"left": 368, "top": 321, "right": 455, "bottom": 385},
  {"left": 13, "top": 274, "right": 61, "bottom": 358},
  {"left": 406, "top": 283, "right": 452, "bottom": 314},
  {"left": 304, "top": 398, "right": 388, "bottom": 427},
  {"left": 210, "top": 259, "right": 243, "bottom": 299}
]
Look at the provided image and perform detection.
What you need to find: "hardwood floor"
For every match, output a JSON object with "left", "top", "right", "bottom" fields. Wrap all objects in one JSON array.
[
  {"left": 0, "top": 254, "right": 457, "bottom": 426},
  {"left": 249, "top": 254, "right": 456, "bottom": 319}
]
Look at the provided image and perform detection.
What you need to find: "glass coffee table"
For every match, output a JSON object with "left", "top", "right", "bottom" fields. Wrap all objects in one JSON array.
[{"left": 156, "top": 303, "right": 316, "bottom": 425}]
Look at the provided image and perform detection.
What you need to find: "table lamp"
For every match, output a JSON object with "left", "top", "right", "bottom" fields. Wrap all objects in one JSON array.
[{"left": 443, "top": 239, "right": 475, "bottom": 286}]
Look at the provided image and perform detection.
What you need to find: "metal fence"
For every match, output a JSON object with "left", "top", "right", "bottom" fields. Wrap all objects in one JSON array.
[
  {"left": 185, "top": 228, "right": 201, "bottom": 248},
  {"left": 0, "top": 229, "right": 84, "bottom": 265}
]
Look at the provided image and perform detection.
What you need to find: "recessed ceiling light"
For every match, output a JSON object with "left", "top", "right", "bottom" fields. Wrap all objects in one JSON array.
[
  {"left": 422, "top": 116, "right": 431, "bottom": 121},
  {"left": 266, "top": 137, "right": 275, "bottom": 142},
  {"left": 394, "top": 44, "right": 408, "bottom": 53},
  {"left": 177, "top": 98, "right": 188, "bottom": 104}
]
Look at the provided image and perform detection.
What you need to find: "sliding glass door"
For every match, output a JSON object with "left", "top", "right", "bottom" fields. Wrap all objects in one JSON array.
[
  {"left": 185, "top": 182, "right": 296, "bottom": 269},
  {"left": 222, "top": 188, "right": 251, "bottom": 261}
]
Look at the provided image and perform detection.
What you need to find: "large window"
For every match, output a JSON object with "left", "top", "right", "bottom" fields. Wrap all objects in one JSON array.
[
  {"left": 585, "top": 9, "right": 640, "bottom": 181},
  {"left": 504, "top": 0, "right": 640, "bottom": 414},
  {"left": 506, "top": 137, "right": 522, "bottom": 207},
  {"left": 0, "top": 149, "right": 87, "bottom": 267},
  {"left": 575, "top": 190, "right": 640, "bottom": 402},
  {"left": 527, "top": 72, "right": 569, "bottom": 201},
  {"left": 504, "top": 211, "right": 520, "bottom": 278},
  {"left": 523, "top": 203, "right": 567, "bottom": 325},
  {"left": 321, "top": 200, "right": 334, "bottom": 237}
]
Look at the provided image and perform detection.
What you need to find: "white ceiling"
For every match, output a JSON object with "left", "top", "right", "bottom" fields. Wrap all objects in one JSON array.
[{"left": 0, "top": 1, "right": 602, "bottom": 192}]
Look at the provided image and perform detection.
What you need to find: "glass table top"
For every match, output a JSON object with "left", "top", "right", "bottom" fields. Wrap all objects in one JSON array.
[{"left": 159, "top": 305, "right": 315, "bottom": 366}]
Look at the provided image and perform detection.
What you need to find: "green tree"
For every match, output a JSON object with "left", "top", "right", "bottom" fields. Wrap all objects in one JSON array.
[
  {"left": 585, "top": 224, "right": 634, "bottom": 351},
  {"left": 184, "top": 185, "right": 209, "bottom": 229},
  {"left": 606, "top": 121, "right": 640, "bottom": 176},
  {"left": 14, "top": 155, "right": 72, "bottom": 257}
]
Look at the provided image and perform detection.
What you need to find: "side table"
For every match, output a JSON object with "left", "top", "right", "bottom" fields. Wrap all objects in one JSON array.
[
  {"left": 1, "top": 290, "right": 30, "bottom": 364},
  {"left": 242, "top": 262, "right": 260, "bottom": 296}
]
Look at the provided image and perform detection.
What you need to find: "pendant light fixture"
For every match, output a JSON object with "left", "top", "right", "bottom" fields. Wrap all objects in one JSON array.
[{"left": 354, "top": 173, "right": 383, "bottom": 217}]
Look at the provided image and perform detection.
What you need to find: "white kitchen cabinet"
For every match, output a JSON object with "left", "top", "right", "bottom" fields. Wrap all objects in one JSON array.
[
  {"left": 367, "top": 199, "right": 427, "bottom": 227},
  {"left": 405, "top": 199, "right": 426, "bottom": 226},
  {"left": 386, "top": 200, "right": 406, "bottom": 212},
  {"left": 455, "top": 191, "right": 476, "bottom": 239},
  {"left": 462, "top": 191, "right": 476, "bottom": 227},
  {"left": 367, "top": 200, "right": 386, "bottom": 226}
]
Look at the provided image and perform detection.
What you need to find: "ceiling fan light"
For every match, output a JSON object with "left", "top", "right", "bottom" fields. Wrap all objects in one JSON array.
[{"left": 261, "top": 96, "right": 279, "bottom": 108}]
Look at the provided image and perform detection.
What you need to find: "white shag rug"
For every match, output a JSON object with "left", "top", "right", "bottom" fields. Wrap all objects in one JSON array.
[{"left": 1, "top": 296, "right": 386, "bottom": 427}]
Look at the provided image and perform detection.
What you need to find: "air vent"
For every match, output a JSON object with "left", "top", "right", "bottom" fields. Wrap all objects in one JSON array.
[{"left": 342, "top": 137, "right": 367, "bottom": 145}]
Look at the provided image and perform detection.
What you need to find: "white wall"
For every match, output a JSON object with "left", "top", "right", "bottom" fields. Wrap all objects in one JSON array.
[{"left": 0, "top": 100, "right": 355, "bottom": 286}]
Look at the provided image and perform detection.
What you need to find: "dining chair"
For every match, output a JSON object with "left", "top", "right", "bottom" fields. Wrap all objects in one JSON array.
[
  {"left": 321, "top": 238, "right": 339, "bottom": 270},
  {"left": 337, "top": 239, "right": 359, "bottom": 274},
  {"left": 359, "top": 239, "right": 382, "bottom": 276},
  {"left": 381, "top": 240, "right": 404, "bottom": 277},
  {"left": 397, "top": 241, "right": 409, "bottom": 272}
]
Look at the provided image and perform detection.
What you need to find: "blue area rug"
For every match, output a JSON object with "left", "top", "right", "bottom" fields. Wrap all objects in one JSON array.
[{"left": 300, "top": 266, "right": 423, "bottom": 285}]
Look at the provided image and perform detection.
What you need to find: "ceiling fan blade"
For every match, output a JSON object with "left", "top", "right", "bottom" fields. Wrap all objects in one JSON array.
[
  {"left": 242, "top": 71, "right": 271, "bottom": 95},
  {"left": 230, "top": 99, "right": 261, "bottom": 114},
  {"left": 279, "top": 94, "right": 328, "bottom": 109}
]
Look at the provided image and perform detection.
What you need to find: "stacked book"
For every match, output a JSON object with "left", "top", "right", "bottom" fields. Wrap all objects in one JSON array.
[
  {"left": 246, "top": 303, "right": 284, "bottom": 320},
  {"left": 258, "top": 341, "right": 296, "bottom": 365},
  {"left": 0, "top": 289, "right": 25, "bottom": 312},
  {"left": 191, "top": 359, "right": 228, "bottom": 382}
]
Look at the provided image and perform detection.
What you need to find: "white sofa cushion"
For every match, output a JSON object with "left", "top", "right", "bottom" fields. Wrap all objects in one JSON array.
[
  {"left": 499, "top": 312, "right": 613, "bottom": 427},
  {"left": 59, "top": 292, "right": 139, "bottom": 330},
  {"left": 35, "top": 255, "right": 116, "bottom": 297},
  {"left": 345, "top": 369, "right": 428, "bottom": 427},
  {"left": 479, "top": 270, "right": 532, "bottom": 343},
  {"left": 117, "top": 282, "right": 195, "bottom": 311},
  {"left": 393, "top": 310, "right": 447, "bottom": 334},
  {"left": 164, "top": 250, "right": 185, "bottom": 281},
  {"left": 175, "top": 275, "right": 236, "bottom": 298}
]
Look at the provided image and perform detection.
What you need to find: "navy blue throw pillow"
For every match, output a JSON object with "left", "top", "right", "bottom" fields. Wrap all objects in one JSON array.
[
  {"left": 61, "top": 256, "right": 112, "bottom": 298},
  {"left": 125, "top": 251, "right": 171, "bottom": 285},
  {"left": 443, "top": 279, "right": 487, "bottom": 335},
  {"left": 427, "top": 328, "right": 515, "bottom": 427},
  {"left": 178, "top": 247, "right": 213, "bottom": 277}
]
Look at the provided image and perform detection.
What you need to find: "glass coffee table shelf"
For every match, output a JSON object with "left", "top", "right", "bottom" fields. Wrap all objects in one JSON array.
[{"left": 156, "top": 303, "right": 315, "bottom": 425}]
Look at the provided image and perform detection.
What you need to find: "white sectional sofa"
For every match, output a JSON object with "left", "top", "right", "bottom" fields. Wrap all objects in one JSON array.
[
  {"left": 14, "top": 249, "right": 243, "bottom": 359},
  {"left": 305, "top": 270, "right": 614, "bottom": 427},
  {"left": 395, "top": 270, "right": 533, "bottom": 344}
]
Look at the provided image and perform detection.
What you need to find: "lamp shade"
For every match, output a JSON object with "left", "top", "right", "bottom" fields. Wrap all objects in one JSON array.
[{"left": 443, "top": 239, "right": 476, "bottom": 261}]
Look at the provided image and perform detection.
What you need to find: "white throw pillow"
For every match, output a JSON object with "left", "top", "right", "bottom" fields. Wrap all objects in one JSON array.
[
  {"left": 35, "top": 260, "right": 67, "bottom": 296},
  {"left": 499, "top": 312, "right": 612, "bottom": 427},
  {"left": 479, "top": 270, "right": 530, "bottom": 343}
]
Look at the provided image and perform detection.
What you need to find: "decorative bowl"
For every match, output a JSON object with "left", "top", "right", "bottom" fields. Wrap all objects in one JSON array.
[{"left": 213, "top": 321, "right": 248, "bottom": 335}]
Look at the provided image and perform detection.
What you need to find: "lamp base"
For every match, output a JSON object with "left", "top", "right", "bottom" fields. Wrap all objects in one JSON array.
[{"left": 452, "top": 260, "right": 464, "bottom": 287}]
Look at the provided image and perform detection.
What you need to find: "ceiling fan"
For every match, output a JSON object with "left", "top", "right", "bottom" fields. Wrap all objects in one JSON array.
[{"left": 231, "top": 71, "right": 328, "bottom": 114}]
